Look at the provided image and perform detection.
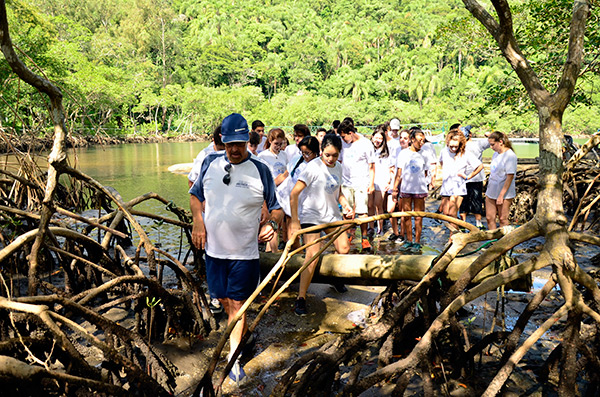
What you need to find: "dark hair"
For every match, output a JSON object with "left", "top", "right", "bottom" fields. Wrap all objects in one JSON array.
[
  {"left": 488, "top": 131, "right": 513, "bottom": 150},
  {"left": 410, "top": 128, "right": 425, "bottom": 144},
  {"left": 321, "top": 133, "right": 342, "bottom": 152},
  {"left": 332, "top": 120, "right": 341, "bottom": 129},
  {"left": 293, "top": 124, "right": 311, "bottom": 137},
  {"left": 264, "top": 128, "right": 286, "bottom": 150},
  {"left": 290, "top": 136, "right": 320, "bottom": 176},
  {"left": 248, "top": 131, "right": 260, "bottom": 146},
  {"left": 372, "top": 125, "right": 389, "bottom": 158},
  {"left": 338, "top": 118, "right": 355, "bottom": 135},
  {"left": 449, "top": 123, "right": 461, "bottom": 131},
  {"left": 326, "top": 128, "right": 335, "bottom": 135},
  {"left": 316, "top": 127, "right": 327, "bottom": 134},
  {"left": 213, "top": 125, "right": 224, "bottom": 148},
  {"left": 251, "top": 120, "right": 265, "bottom": 130}
]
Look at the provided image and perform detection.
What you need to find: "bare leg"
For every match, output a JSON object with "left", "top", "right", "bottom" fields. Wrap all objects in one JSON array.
[
  {"left": 331, "top": 226, "right": 350, "bottom": 254},
  {"left": 401, "top": 197, "right": 413, "bottom": 242},
  {"left": 486, "top": 197, "right": 498, "bottom": 230},
  {"left": 497, "top": 198, "right": 513, "bottom": 227},
  {"left": 387, "top": 195, "right": 399, "bottom": 236},
  {"left": 221, "top": 298, "right": 246, "bottom": 356},
  {"left": 413, "top": 197, "right": 425, "bottom": 243},
  {"left": 298, "top": 233, "right": 321, "bottom": 300},
  {"left": 373, "top": 190, "right": 385, "bottom": 232}
]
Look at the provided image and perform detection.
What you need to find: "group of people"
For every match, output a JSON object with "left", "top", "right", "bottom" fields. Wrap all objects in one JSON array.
[{"left": 187, "top": 113, "right": 518, "bottom": 382}]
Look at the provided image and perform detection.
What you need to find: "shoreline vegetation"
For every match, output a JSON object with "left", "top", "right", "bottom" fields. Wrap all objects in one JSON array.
[{"left": 1, "top": 127, "right": 596, "bottom": 153}]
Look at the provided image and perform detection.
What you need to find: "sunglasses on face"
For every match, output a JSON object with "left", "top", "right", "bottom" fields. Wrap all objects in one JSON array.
[{"left": 223, "top": 163, "right": 232, "bottom": 185}]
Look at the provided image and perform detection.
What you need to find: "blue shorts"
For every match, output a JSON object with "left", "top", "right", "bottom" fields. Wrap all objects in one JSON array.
[{"left": 205, "top": 255, "right": 260, "bottom": 301}]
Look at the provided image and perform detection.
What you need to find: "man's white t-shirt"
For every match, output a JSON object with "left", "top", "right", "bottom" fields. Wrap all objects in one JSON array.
[
  {"left": 258, "top": 150, "right": 288, "bottom": 180},
  {"left": 189, "top": 153, "right": 280, "bottom": 260},
  {"left": 340, "top": 135, "right": 375, "bottom": 188},
  {"left": 486, "top": 150, "right": 517, "bottom": 200},
  {"left": 396, "top": 149, "right": 430, "bottom": 194},
  {"left": 465, "top": 139, "right": 490, "bottom": 183},
  {"left": 298, "top": 159, "right": 343, "bottom": 225}
]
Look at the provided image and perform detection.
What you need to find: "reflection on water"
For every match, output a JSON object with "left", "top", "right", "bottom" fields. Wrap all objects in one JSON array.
[{"left": 70, "top": 142, "right": 209, "bottom": 211}]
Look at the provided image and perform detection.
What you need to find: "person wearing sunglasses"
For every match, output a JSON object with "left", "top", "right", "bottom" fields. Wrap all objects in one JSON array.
[{"left": 189, "top": 113, "right": 283, "bottom": 382}]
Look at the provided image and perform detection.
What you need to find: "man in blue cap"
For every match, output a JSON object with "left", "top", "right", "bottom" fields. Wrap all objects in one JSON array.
[{"left": 189, "top": 113, "right": 283, "bottom": 382}]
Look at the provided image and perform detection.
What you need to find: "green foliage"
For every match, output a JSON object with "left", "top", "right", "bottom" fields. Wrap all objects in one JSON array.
[{"left": 1, "top": 0, "right": 598, "bottom": 136}]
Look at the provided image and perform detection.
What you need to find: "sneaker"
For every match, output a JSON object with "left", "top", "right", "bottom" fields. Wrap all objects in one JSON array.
[
  {"left": 294, "top": 298, "right": 307, "bottom": 316},
  {"left": 209, "top": 298, "right": 223, "bottom": 314},
  {"left": 388, "top": 233, "right": 400, "bottom": 242},
  {"left": 399, "top": 241, "right": 412, "bottom": 252},
  {"left": 361, "top": 239, "right": 373, "bottom": 254},
  {"left": 331, "top": 282, "right": 348, "bottom": 293},
  {"left": 367, "top": 227, "right": 375, "bottom": 239},
  {"left": 228, "top": 358, "right": 246, "bottom": 383},
  {"left": 408, "top": 242, "right": 422, "bottom": 254}
]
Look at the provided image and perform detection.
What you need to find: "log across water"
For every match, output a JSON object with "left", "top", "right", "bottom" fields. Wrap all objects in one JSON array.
[{"left": 259, "top": 252, "right": 530, "bottom": 290}]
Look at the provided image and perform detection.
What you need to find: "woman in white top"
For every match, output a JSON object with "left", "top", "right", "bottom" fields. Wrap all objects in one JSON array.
[
  {"left": 485, "top": 131, "right": 517, "bottom": 229},
  {"left": 258, "top": 128, "right": 289, "bottom": 253},
  {"left": 368, "top": 126, "right": 391, "bottom": 235},
  {"left": 290, "top": 134, "right": 353, "bottom": 315},
  {"left": 438, "top": 130, "right": 483, "bottom": 231},
  {"left": 392, "top": 129, "right": 429, "bottom": 253},
  {"left": 258, "top": 128, "right": 289, "bottom": 186},
  {"left": 387, "top": 129, "right": 410, "bottom": 241}
]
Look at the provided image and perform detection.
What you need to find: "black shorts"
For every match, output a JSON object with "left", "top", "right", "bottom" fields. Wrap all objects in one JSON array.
[{"left": 460, "top": 181, "right": 485, "bottom": 215}]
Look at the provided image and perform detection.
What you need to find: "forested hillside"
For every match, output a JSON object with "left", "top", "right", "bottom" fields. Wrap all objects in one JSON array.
[{"left": 2, "top": 0, "right": 599, "bottom": 137}]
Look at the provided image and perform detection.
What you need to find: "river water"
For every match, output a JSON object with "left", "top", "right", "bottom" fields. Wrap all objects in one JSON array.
[{"left": 70, "top": 139, "right": 549, "bottom": 211}]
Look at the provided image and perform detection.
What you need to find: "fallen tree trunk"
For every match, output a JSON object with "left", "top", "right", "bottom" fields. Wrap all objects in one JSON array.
[{"left": 259, "top": 252, "right": 530, "bottom": 290}]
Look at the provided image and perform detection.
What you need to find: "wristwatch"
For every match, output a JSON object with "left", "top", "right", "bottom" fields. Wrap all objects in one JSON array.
[{"left": 267, "top": 220, "right": 278, "bottom": 231}]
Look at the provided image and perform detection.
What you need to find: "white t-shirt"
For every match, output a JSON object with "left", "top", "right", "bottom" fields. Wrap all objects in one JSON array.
[
  {"left": 258, "top": 150, "right": 288, "bottom": 180},
  {"left": 189, "top": 153, "right": 280, "bottom": 260},
  {"left": 284, "top": 144, "right": 300, "bottom": 161},
  {"left": 256, "top": 135, "right": 268, "bottom": 153},
  {"left": 396, "top": 149, "right": 430, "bottom": 194},
  {"left": 276, "top": 157, "right": 310, "bottom": 217},
  {"left": 387, "top": 139, "right": 400, "bottom": 167},
  {"left": 438, "top": 148, "right": 481, "bottom": 196},
  {"left": 465, "top": 139, "right": 490, "bottom": 183},
  {"left": 188, "top": 146, "right": 217, "bottom": 183},
  {"left": 373, "top": 147, "right": 392, "bottom": 192},
  {"left": 486, "top": 149, "right": 517, "bottom": 200},
  {"left": 298, "top": 158, "right": 343, "bottom": 225},
  {"left": 340, "top": 135, "right": 375, "bottom": 188}
]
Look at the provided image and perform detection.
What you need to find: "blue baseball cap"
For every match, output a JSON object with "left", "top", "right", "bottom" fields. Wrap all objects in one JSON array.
[
  {"left": 221, "top": 113, "right": 250, "bottom": 143},
  {"left": 460, "top": 125, "right": 472, "bottom": 138}
]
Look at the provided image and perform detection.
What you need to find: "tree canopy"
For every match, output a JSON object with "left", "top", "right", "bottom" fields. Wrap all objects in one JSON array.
[{"left": 1, "top": 0, "right": 599, "bottom": 137}]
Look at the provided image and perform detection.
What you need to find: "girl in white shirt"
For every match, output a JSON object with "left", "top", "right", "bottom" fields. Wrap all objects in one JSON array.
[
  {"left": 368, "top": 126, "right": 391, "bottom": 235},
  {"left": 392, "top": 129, "right": 429, "bottom": 253},
  {"left": 438, "top": 130, "right": 483, "bottom": 231},
  {"left": 258, "top": 128, "right": 289, "bottom": 253},
  {"left": 486, "top": 131, "right": 517, "bottom": 229},
  {"left": 258, "top": 128, "right": 289, "bottom": 186},
  {"left": 289, "top": 134, "right": 354, "bottom": 315}
]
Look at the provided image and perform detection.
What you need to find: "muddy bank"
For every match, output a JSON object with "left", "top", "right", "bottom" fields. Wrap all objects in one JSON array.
[{"left": 0, "top": 130, "right": 208, "bottom": 152}]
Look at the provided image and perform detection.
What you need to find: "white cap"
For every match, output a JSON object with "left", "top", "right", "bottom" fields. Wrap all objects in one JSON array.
[{"left": 390, "top": 118, "right": 401, "bottom": 130}]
